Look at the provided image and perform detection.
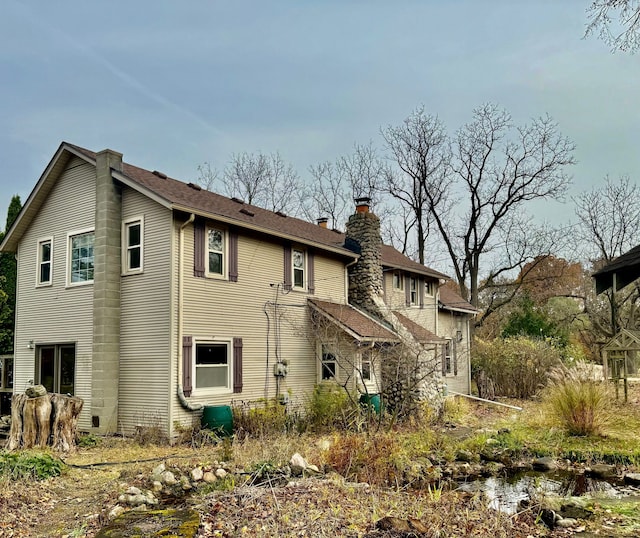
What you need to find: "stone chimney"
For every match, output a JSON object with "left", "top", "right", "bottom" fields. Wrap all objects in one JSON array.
[
  {"left": 345, "top": 198, "right": 383, "bottom": 312},
  {"left": 317, "top": 217, "right": 329, "bottom": 228}
]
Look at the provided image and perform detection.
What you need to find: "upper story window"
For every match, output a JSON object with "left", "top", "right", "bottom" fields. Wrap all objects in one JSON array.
[
  {"left": 207, "top": 227, "right": 226, "bottom": 277},
  {"left": 393, "top": 271, "right": 403, "bottom": 290},
  {"left": 425, "top": 280, "right": 434, "bottom": 296},
  {"left": 68, "top": 229, "right": 94, "bottom": 286},
  {"left": 409, "top": 277, "right": 418, "bottom": 305},
  {"left": 123, "top": 217, "right": 143, "bottom": 274},
  {"left": 293, "top": 248, "right": 306, "bottom": 289},
  {"left": 37, "top": 238, "right": 53, "bottom": 286}
]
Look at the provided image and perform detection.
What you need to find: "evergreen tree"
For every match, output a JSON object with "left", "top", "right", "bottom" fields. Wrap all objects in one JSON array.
[{"left": 0, "top": 195, "right": 22, "bottom": 353}]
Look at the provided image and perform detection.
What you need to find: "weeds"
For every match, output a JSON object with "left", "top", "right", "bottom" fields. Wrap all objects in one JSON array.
[
  {"left": 543, "top": 362, "right": 613, "bottom": 436},
  {"left": 0, "top": 451, "right": 65, "bottom": 480}
]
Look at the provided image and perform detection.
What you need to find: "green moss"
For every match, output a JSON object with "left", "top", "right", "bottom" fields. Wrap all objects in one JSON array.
[{"left": 95, "top": 509, "right": 200, "bottom": 538}]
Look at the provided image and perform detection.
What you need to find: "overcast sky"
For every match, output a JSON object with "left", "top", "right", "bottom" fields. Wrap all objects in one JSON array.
[{"left": 1, "top": 1, "right": 638, "bottom": 235}]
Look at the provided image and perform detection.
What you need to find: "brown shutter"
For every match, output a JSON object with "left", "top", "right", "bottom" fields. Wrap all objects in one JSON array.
[
  {"left": 283, "top": 245, "right": 292, "bottom": 291},
  {"left": 453, "top": 340, "right": 458, "bottom": 376},
  {"left": 233, "top": 337, "right": 243, "bottom": 393},
  {"left": 229, "top": 228, "right": 238, "bottom": 282},
  {"left": 182, "top": 335, "right": 193, "bottom": 397},
  {"left": 419, "top": 278, "right": 424, "bottom": 309},
  {"left": 405, "top": 275, "right": 411, "bottom": 306},
  {"left": 194, "top": 219, "right": 205, "bottom": 278},
  {"left": 307, "top": 250, "right": 315, "bottom": 294}
]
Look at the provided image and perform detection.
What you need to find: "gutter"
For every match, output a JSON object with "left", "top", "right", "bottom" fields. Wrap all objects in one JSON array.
[{"left": 177, "top": 213, "right": 202, "bottom": 411}]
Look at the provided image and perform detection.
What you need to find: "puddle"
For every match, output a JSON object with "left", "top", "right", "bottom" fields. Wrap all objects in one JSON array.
[{"left": 457, "top": 471, "right": 625, "bottom": 514}]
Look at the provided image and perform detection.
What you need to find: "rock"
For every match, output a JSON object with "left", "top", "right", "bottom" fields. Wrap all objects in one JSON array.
[
  {"left": 191, "top": 467, "right": 204, "bottom": 481},
  {"left": 560, "top": 503, "right": 594, "bottom": 520},
  {"left": 161, "top": 470, "right": 177, "bottom": 485},
  {"left": 375, "top": 516, "right": 429, "bottom": 534},
  {"left": 215, "top": 468, "right": 227, "bottom": 479},
  {"left": 624, "top": 473, "right": 640, "bottom": 485},
  {"left": 456, "top": 449, "right": 473, "bottom": 462},
  {"left": 532, "top": 457, "right": 556, "bottom": 471},
  {"left": 307, "top": 464, "right": 320, "bottom": 473},
  {"left": 152, "top": 481, "right": 163, "bottom": 492},
  {"left": 587, "top": 464, "right": 616, "bottom": 479},
  {"left": 290, "top": 453, "right": 307, "bottom": 476},
  {"left": 108, "top": 505, "right": 125, "bottom": 520},
  {"left": 180, "top": 476, "right": 192, "bottom": 490},
  {"left": 95, "top": 509, "right": 200, "bottom": 538},
  {"left": 203, "top": 471, "right": 216, "bottom": 483},
  {"left": 151, "top": 463, "right": 166, "bottom": 481},
  {"left": 556, "top": 518, "right": 578, "bottom": 528},
  {"left": 125, "top": 486, "right": 141, "bottom": 496}
]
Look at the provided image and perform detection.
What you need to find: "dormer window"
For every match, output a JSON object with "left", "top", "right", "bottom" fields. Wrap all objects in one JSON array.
[
  {"left": 425, "top": 280, "right": 434, "bottom": 296},
  {"left": 393, "top": 271, "right": 403, "bottom": 290},
  {"left": 409, "top": 277, "right": 418, "bottom": 305}
]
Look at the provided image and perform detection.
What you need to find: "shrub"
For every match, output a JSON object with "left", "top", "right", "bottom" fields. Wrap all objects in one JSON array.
[
  {"left": 542, "top": 362, "right": 612, "bottom": 436},
  {"left": 472, "top": 336, "right": 563, "bottom": 398},
  {"left": 232, "top": 399, "right": 290, "bottom": 439},
  {"left": 0, "top": 451, "right": 65, "bottom": 480},
  {"left": 306, "top": 384, "right": 361, "bottom": 432}
]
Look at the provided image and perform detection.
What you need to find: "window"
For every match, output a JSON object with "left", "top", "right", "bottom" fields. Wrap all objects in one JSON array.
[
  {"left": 195, "top": 340, "right": 231, "bottom": 390},
  {"left": 36, "top": 344, "right": 75, "bottom": 394},
  {"left": 361, "top": 350, "right": 372, "bottom": 382},
  {"left": 207, "top": 227, "right": 226, "bottom": 277},
  {"left": 123, "top": 218, "right": 143, "bottom": 273},
  {"left": 444, "top": 340, "right": 452, "bottom": 374},
  {"left": 409, "top": 277, "right": 418, "bottom": 305},
  {"left": 321, "top": 345, "right": 337, "bottom": 380},
  {"left": 393, "top": 271, "right": 403, "bottom": 290},
  {"left": 1, "top": 356, "right": 13, "bottom": 390},
  {"left": 68, "top": 230, "right": 94, "bottom": 285},
  {"left": 425, "top": 280, "right": 434, "bottom": 296},
  {"left": 293, "top": 248, "right": 305, "bottom": 289},
  {"left": 37, "top": 238, "right": 53, "bottom": 286}
]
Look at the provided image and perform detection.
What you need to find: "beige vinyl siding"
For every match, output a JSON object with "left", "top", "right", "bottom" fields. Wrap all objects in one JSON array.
[
  {"left": 383, "top": 272, "right": 438, "bottom": 333},
  {"left": 119, "top": 188, "right": 173, "bottom": 433},
  {"left": 170, "top": 222, "right": 349, "bottom": 431},
  {"left": 438, "top": 311, "right": 471, "bottom": 394},
  {"left": 13, "top": 157, "right": 95, "bottom": 429}
]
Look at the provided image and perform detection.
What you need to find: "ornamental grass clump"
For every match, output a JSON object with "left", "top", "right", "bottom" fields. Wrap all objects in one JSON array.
[{"left": 543, "top": 362, "right": 613, "bottom": 436}]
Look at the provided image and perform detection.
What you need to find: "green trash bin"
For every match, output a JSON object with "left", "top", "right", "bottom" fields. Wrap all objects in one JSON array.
[
  {"left": 359, "top": 393, "right": 382, "bottom": 414},
  {"left": 201, "top": 405, "right": 234, "bottom": 436}
]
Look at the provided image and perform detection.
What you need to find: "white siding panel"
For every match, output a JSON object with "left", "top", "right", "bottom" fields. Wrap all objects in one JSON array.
[
  {"left": 14, "top": 158, "right": 95, "bottom": 429},
  {"left": 439, "top": 311, "right": 471, "bottom": 394},
  {"left": 119, "top": 188, "right": 173, "bottom": 433}
]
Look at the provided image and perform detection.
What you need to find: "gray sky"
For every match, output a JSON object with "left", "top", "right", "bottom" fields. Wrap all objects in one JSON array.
[{"left": 1, "top": 1, "right": 638, "bottom": 236}]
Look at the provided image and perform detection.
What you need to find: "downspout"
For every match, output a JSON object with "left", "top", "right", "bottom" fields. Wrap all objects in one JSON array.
[{"left": 177, "top": 213, "right": 202, "bottom": 411}]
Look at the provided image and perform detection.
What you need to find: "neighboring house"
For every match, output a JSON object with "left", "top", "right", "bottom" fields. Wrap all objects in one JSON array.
[{"left": 0, "top": 142, "right": 474, "bottom": 435}]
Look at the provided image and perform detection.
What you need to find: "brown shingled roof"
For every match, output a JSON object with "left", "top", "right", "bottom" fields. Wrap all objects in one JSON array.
[
  {"left": 62, "top": 143, "right": 452, "bottom": 276},
  {"left": 393, "top": 311, "right": 446, "bottom": 344},
  {"left": 309, "top": 299, "right": 397, "bottom": 342},
  {"left": 438, "top": 286, "right": 477, "bottom": 314}
]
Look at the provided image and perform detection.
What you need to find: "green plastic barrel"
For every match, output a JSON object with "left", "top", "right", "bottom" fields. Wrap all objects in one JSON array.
[
  {"left": 359, "top": 393, "right": 382, "bottom": 415},
  {"left": 201, "top": 405, "right": 233, "bottom": 436}
]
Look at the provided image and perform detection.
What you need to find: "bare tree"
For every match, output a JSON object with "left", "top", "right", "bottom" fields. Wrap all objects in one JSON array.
[
  {"left": 574, "top": 175, "right": 640, "bottom": 264},
  {"left": 381, "top": 107, "right": 451, "bottom": 265},
  {"left": 586, "top": 0, "right": 640, "bottom": 52},
  {"left": 305, "top": 142, "right": 390, "bottom": 231},
  {"left": 386, "top": 104, "right": 575, "bottom": 329},
  {"left": 574, "top": 175, "right": 640, "bottom": 338},
  {"left": 197, "top": 152, "right": 302, "bottom": 215}
]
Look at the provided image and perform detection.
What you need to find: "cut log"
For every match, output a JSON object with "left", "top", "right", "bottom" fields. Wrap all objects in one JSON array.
[{"left": 7, "top": 390, "right": 84, "bottom": 452}]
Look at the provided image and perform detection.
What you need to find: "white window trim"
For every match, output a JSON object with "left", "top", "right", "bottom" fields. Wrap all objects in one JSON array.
[
  {"left": 292, "top": 247, "right": 306, "bottom": 291},
  {"left": 206, "top": 226, "right": 228, "bottom": 280},
  {"left": 192, "top": 337, "right": 233, "bottom": 395},
  {"left": 66, "top": 228, "right": 95, "bottom": 288},
  {"left": 122, "top": 216, "right": 144, "bottom": 275},
  {"left": 36, "top": 236, "right": 53, "bottom": 287},
  {"left": 393, "top": 271, "right": 403, "bottom": 290},
  {"left": 319, "top": 344, "right": 337, "bottom": 382},
  {"left": 444, "top": 339, "right": 453, "bottom": 375},
  {"left": 360, "top": 350, "right": 375, "bottom": 384},
  {"left": 425, "top": 280, "right": 434, "bottom": 296},
  {"left": 409, "top": 277, "right": 418, "bottom": 306}
]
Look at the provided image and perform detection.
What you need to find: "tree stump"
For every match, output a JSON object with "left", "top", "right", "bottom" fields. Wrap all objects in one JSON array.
[{"left": 7, "top": 387, "right": 84, "bottom": 452}]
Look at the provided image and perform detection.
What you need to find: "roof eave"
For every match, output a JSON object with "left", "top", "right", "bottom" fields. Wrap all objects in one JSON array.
[
  {"left": 0, "top": 142, "right": 96, "bottom": 253},
  {"left": 382, "top": 262, "right": 449, "bottom": 280}
]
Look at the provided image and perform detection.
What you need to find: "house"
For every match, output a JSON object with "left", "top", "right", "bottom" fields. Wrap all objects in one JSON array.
[{"left": 0, "top": 142, "right": 474, "bottom": 436}]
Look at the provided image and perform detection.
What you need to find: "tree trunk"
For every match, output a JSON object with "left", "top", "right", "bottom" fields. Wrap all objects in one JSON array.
[{"left": 6, "top": 390, "right": 84, "bottom": 452}]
